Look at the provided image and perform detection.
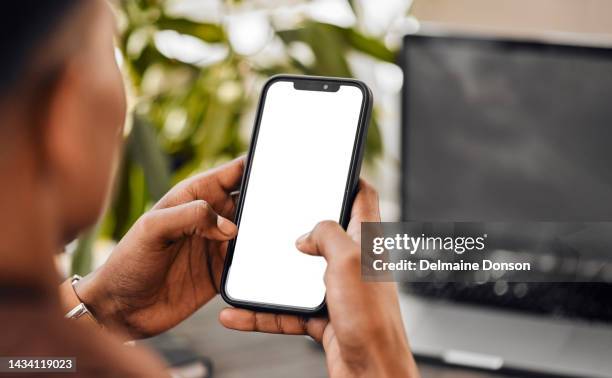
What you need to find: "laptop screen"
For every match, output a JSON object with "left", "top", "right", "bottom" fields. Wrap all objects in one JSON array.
[
  {"left": 402, "top": 35, "right": 612, "bottom": 222},
  {"left": 400, "top": 34, "right": 612, "bottom": 321}
]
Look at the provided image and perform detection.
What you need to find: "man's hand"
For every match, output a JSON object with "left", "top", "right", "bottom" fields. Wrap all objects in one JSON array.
[
  {"left": 74, "top": 157, "right": 244, "bottom": 339},
  {"left": 219, "top": 181, "right": 420, "bottom": 378}
]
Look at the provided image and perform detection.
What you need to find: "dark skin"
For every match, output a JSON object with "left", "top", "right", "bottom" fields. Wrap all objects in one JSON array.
[
  {"left": 2, "top": 0, "right": 419, "bottom": 376},
  {"left": 78, "top": 158, "right": 245, "bottom": 338},
  {"left": 220, "top": 183, "right": 420, "bottom": 377},
  {"left": 79, "top": 166, "right": 418, "bottom": 377}
]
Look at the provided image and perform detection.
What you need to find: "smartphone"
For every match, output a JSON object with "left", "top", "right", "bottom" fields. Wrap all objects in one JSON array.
[{"left": 220, "top": 75, "right": 372, "bottom": 314}]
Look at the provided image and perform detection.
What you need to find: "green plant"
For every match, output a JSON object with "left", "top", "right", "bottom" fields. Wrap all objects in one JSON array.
[{"left": 71, "top": 0, "right": 397, "bottom": 275}]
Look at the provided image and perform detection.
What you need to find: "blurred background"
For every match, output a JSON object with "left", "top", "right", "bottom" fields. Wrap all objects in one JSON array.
[
  {"left": 67, "top": 0, "right": 413, "bottom": 274},
  {"left": 61, "top": 1, "right": 612, "bottom": 377},
  {"left": 68, "top": 0, "right": 612, "bottom": 275}
]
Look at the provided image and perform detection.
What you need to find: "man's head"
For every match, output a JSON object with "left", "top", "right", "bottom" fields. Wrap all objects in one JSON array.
[{"left": 0, "top": 0, "right": 126, "bottom": 242}]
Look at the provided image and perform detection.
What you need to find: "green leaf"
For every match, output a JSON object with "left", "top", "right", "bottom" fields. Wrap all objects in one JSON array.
[
  {"left": 128, "top": 115, "right": 171, "bottom": 200},
  {"left": 347, "top": 0, "right": 358, "bottom": 15},
  {"left": 109, "top": 157, "right": 131, "bottom": 240},
  {"left": 94, "top": 1, "right": 392, "bottom": 256},
  {"left": 278, "top": 23, "right": 352, "bottom": 77},
  {"left": 341, "top": 28, "right": 396, "bottom": 63},
  {"left": 70, "top": 227, "right": 98, "bottom": 276},
  {"left": 156, "top": 16, "right": 225, "bottom": 43}
]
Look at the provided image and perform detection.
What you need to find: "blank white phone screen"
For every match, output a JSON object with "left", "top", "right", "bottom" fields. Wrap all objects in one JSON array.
[{"left": 225, "top": 80, "right": 364, "bottom": 309}]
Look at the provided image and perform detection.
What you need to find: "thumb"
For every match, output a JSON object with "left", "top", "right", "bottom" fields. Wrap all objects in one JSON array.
[
  {"left": 294, "top": 220, "right": 356, "bottom": 263},
  {"left": 140, "top": 200, "right": 237, "bottom": 242}
]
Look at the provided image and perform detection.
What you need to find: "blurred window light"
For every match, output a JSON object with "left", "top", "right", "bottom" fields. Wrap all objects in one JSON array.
[
  {"left": 357, "top": 0, "right": 413, "bottom": 36},
  {"left": 165, "top": 0, "right": 223, "bottom": 24},
  {"left": 114, "top": 47, "right": 124, "bottom": 67},
  {"left": 163, "top": 107, "right": 188, "bottom": 141},
  {"left": 305, "top": 0, "right": 356, "bottom": 28},
  {"left": 154, "top": 29, "right": 228, "bottom": 67},
  {"left": 251, "top": 36, "right": 287, "bottom": 68},
  {"left": 217, "top": 81, "right": 242, "bottom": 104},
  {"left": 287, "top": 41, "right": 316, "bottom": 67},
  {"left": 226, "top": 11, "right": 273, "bottom": 56},
  {"left": 141, "top": 64, "right": 193, "bottom": 97},
  {"left": 374, "top": 61, "right": 404, "bottom": 94},
  {"left": 385, "top": 15, "right": 420, "bottom": 49},
  {"left": 270, "top": 4, "right": 308, "bottom": 31},
  {"left": 270, "top": 0, "right": 356, "bottom": 31},
  {"left": 141, "top": 64, "right": 166, "bottom": 96},
  {"left": 127, "top": 27, "right": 152, "bottom": 59}
]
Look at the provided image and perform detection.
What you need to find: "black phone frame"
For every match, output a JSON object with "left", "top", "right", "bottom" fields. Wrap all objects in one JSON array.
[{"left": 219, "top": 74, "right": 373, "bottom": 315}]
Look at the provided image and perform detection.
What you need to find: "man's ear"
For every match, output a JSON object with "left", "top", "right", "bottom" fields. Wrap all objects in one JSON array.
[
  {"left": 37, "top": 59, "right": 102, "bottom": 239},
  {"left": 40, "top": 60, "right": 86, "bottom": 179}
]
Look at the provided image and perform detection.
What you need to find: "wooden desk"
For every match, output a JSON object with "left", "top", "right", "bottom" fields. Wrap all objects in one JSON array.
[{"left": 168, "top": 297, "right": 511, "bottom": 378}]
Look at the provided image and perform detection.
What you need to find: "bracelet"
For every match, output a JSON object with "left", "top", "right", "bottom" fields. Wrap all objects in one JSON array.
[{"left": 64, "top": 275, "right": 101, "bottom": 327}]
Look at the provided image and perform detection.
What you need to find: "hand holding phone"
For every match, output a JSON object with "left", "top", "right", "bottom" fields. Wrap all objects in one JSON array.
[
  {"left": 220, "top": 182, "right": 420, "bottom": 378},
  {"left": 220, "top": 75, "right": 372, "bottom": 314}
]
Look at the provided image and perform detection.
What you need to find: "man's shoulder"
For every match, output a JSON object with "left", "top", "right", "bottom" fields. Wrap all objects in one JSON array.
[{"left": 0, "top": 302, "right": 167, "bottom": 377}]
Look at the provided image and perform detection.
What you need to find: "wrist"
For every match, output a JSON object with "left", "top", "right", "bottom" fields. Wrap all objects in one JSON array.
[
  {"left": 367, "top": 348, "right": 418, "bottom": 378},
  {"left": 73, "top": 270, "right": 126, "bottom": 335},
  {"left": 365, "top": 330, "right": 419, "bottom": 377},
  {"left": 59, "top": 277, "right": 100, "bottom": 329}
]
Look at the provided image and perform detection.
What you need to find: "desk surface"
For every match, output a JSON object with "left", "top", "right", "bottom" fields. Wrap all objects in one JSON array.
[{"left": 168, "top": 297, "right": 511, "bottom": 378}]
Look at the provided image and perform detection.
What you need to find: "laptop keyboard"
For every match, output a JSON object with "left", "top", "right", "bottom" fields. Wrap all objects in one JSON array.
[{"left": 403, "top": 282, "right": 612, "bottom": 323}]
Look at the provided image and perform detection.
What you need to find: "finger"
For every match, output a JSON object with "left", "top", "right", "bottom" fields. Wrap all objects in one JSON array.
[
  {"left": 295, "top": 221, "right": 356, "bottom": 263},
  {"left": 347, "top": 179, "right": 380, "bottom": 241},
  {"left": 230, "top": 190, "right": 240, "bottom": 206},
  {"left": 351, "top": 179, "right": 381, "bottom": 223},
  {"left": 219, "top": 308, "right": 327, "bottom": 342},
  {"left": 142, "top": 200, "right": 237, "bottom": 241},
  {"left": 215, "top": 156, "right": 246, "bottom": 192},
  {"left": 153, "top": 156, "right": 246, "bottom": 212},
  {"left": 190, "top": 156, "right": 244, "bottom": 193}
]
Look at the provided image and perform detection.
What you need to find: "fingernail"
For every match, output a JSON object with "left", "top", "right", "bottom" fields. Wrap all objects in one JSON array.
[
  {"left": 296, "top": 232, "right": 310, "bottom": 246},
  {"left": 217, "top": 216, "right": 237, "bottom": 236}
]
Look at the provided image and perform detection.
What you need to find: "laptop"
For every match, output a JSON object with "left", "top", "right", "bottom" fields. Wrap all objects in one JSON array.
[{"left": 399, "top": 29, "right": 612, "bottom": 377}]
